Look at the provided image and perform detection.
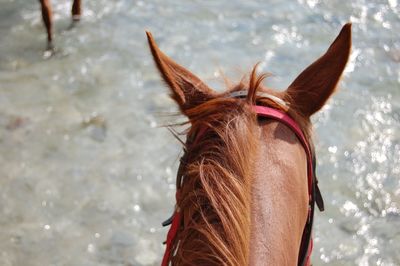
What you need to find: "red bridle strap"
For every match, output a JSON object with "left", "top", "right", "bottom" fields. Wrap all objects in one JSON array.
[
  {"left": 253, "top": 105, "right": 313, "bottom": 194},
  {"left": 253, "top": 105, "right": 314, "bottom": 266},
  {"left": 161, "top": 191, "right": 181, "bottom": 266}
]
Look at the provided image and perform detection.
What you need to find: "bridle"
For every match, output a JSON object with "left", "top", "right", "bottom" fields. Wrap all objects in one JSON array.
[{"left": 161, "top": 91, "right": 325, "bottom": 266}]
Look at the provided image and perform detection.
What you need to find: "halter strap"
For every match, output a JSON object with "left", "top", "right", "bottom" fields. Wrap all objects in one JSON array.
[
  {"left": 228, "top": 90, "right": 288, "bottom": 108},
  {"left": 252, "top": 105, "right": 316, "bottom": 266},
  {"left": 253, "top": 105, "right": 313, "bottom": 194}
]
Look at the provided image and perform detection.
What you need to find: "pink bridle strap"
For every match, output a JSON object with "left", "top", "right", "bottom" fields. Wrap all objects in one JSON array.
[
  {"left": 253, "top": 105, "right": 314, "bottom": 266},
  {"left": 253, "top": 105, "right": 313, "bottom": 195}
]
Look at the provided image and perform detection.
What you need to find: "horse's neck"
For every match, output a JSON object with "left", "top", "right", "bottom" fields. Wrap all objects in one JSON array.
[{"left": 249, "top": 120, "right": 309, "bottom": 265}]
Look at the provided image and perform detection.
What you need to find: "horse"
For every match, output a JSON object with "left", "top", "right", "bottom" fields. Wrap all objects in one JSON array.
[
  {"left": 147, "top": 23, "right": 351, "bottom": 265},
  {"left": 38, "top": 0, "right": 82, "bottom": 50}
]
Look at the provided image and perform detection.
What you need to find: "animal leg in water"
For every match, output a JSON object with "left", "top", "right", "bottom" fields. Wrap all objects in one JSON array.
[
  {"left": 71, "top": 0, "right": 82, "bottom": 21},
  {"left": 39, "top": 0, "right": 54, "bottom": 49}
]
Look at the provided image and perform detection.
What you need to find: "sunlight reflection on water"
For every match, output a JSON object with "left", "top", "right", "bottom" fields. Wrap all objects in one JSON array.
[{"left": 0, "top": 0, "right": 399, "bottom": 265}]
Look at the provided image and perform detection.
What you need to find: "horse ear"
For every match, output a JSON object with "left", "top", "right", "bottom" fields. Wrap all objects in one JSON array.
[
  {"left": 146, "top": 32, "right": 216, "bottom": 113},
  {"left": 284, "top": 23, "right": 352, "bottom": 117}
]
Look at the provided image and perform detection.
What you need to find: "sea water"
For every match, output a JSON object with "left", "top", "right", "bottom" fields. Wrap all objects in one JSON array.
[{"left": 0, "top": 0, "right": 399, "bottom": 265}]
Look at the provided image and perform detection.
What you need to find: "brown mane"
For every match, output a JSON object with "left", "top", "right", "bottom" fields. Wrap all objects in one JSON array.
[{"left": 169, "top": 67, "right": 311, "bottom": 265}]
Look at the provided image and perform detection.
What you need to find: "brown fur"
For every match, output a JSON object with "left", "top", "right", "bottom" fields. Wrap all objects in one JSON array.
[
  {"left": 147, "top": 23, "right": 351, "bottom": 265},
  {"left": 169, "top": 69, "right": 311, "bottom": 265}
]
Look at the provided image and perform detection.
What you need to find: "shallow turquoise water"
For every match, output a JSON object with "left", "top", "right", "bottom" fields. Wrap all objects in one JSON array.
[{"left": 0, "top": 0, "right": 399, "bottom": 265}]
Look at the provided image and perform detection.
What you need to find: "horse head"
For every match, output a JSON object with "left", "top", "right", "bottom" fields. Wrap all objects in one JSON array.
[{"left": 147, "top": 23, "right": 351, "bottom": 266}]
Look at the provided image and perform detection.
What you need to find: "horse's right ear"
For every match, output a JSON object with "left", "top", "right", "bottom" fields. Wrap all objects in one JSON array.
[
  {"left": 146, "top": 32, "right": 216, "bottom": 113},
  {"left": 284, "top": 23, "right": 352, "bottom": 117}
]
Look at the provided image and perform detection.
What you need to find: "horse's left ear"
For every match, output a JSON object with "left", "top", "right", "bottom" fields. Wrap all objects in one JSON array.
[
  {"left": 146, "top": 32, "right": 216, "bottom": 114},
  {"left": 284, "top": 23, "right": 352, "bottom": 117}
]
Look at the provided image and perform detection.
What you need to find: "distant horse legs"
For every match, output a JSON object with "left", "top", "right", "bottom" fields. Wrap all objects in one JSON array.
[
  {"left": 38, "top": 0, "right": 82, "bottom": 50},
  {"left": 39, "top": 0, "right": 53, "bottom": 49},
  {"left": 71, "top": 0, "right": 82, "bottom": 21}
]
